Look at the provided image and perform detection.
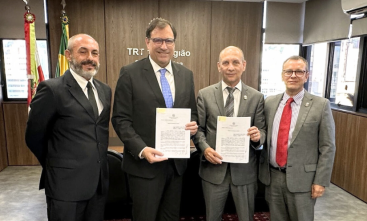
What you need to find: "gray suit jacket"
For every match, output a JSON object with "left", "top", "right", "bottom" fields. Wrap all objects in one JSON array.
[
  {"left": 258, "top": 91, "right": 336, "bottom": 192},
  {"left": 194, "top": 81, "right": 266, "bottom": 185}
]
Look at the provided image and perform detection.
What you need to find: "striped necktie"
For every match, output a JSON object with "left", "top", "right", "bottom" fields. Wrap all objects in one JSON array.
[{"left": 225, "top": 87, "right": 235, "bottom": 117}]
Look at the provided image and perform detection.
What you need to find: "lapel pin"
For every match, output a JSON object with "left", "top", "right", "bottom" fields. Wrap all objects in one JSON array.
[
  {"left": 244, "top": 95, "right": 247, "bottom": 100},
  {"left": 305, "top": 102, "right": 309, "bottom": 107}
]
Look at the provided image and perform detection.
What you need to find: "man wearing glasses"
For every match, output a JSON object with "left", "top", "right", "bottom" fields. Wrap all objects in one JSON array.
[
  {"left": 112, "top": 18, "right": 198, "bottom": 220},
  {"left": 259, "top": 56, "right": 336, "bottom": 221}
]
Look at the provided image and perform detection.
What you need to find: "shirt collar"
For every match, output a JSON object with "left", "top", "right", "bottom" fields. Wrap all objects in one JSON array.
[
  {"left": 149, "top": 56, "right": 173, "bottom": 75},
  {"left": 69, "top": 68, "right": 95, "bottom": 90},
  {"left": 282, "top": 89, "right": 305, "bottom": 105},
  {"left": 222, "top": 80, "right": 242, "bottom": 92}
]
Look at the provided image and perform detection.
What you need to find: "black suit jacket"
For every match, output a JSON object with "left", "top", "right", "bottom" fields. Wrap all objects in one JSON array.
[
  {"left": 25, "top": 70, "right": 112, "bottom": 201},
  {"left": 112, "top": 57, "right": 197, "bottom": 178}
]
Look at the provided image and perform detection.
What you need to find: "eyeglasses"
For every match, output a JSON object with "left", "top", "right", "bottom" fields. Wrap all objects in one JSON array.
[
  {"left": 283, "top": 70, "right": 307, "bottom": 77},
  {"left": 149, "top": 38, "right": 175, "bottom": 46}
]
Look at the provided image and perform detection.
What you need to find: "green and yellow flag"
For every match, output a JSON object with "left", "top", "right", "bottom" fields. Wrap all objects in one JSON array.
[{"left": 55, "top": 13, "right": 69, "bottom": 77}]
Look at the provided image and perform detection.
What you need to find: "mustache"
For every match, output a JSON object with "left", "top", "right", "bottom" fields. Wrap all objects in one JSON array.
[{"left": 81, "top": 60, "right": 98, "bottom": 67}]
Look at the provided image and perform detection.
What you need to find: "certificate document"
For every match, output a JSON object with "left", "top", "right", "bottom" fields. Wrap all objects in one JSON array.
[
  {"left": 155, "top": 108, "right": 191, "bottom": 158},
  {"left": 215, "top": 116, "right": 251, "bottom": 163}
]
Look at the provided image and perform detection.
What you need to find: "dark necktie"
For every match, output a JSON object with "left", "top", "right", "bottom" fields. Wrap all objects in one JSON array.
[
  {"left": 276, "top": 97, "right": 294, "bottom": 167},
  {"left": 225, "top": 87, "right": 235, "bottom": 117},
  {"left": 160, "top": 68, "right": 173, "bottom": 108},
  {"left": 87, "top": 81, "right": 99, "bottom": 120}
]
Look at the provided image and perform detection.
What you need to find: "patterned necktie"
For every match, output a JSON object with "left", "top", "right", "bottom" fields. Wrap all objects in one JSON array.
[
  {"left": 160, "top": 69, "right": 173, "bottom": 108},
  {"left": 225, "top": 87, "right": 235, "bottom": 117},
  {"left": 87, "top": 81, "right": 99, "bottom": 120},
  {"left": 276, "top": 97, "right": 294, "bottom": 167}
]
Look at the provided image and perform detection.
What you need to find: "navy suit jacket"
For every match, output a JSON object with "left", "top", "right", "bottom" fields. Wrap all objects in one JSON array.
[{"left": 112, "top": 57, "right": 197, "bottom": 178}]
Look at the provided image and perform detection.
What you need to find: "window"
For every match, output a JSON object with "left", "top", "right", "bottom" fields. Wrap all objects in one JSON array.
[
  {"left": 304, "top": 37, "right": 362, "bottom": 111},
  {"left": 330, "top": 38, "right": 360, "bottom": 107},
  {"left": 261, "top": 44, "right": 300, "bottom": 98},
  {"left": 307, "top": 43, "right": 328, "bottom": 97},
  {"left": 1, "top": 39, "right": 49, "bottom": 100}
]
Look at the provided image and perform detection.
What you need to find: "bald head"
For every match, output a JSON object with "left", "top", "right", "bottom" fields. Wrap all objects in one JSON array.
[
  {"left": 219, "top": 46, "right": 245, "bottom": 62},
  {"left": 67, "top": 34, "right": 98, "bottom": 53}
]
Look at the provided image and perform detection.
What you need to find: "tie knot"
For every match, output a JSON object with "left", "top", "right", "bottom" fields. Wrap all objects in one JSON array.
[
  {"left": 87, "top": 81, "right": 93, "bottom": 89},
  {"left": 227, "top": 87, "right": 235, "bottom": 94},
  {"left": 286, "top": 97, "right": 294, "bottom": 105},
  {"left": 160, "top": 68, "right": 167, "bottom": 76}
]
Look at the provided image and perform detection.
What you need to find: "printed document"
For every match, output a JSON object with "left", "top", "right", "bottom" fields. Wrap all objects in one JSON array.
[
  {"left": 155, "top": 108, "right": 191, "bottom": 158},
  {"left": 215, "top": 116, "right": 250, "bottom": 163}
]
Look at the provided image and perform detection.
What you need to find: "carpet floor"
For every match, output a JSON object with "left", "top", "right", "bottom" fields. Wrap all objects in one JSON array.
[{"left": 105, "top": 212, "right": 270, "bottom": 221}]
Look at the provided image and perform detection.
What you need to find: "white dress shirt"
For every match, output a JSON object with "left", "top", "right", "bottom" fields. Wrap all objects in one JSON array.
[
  {"left": 270, "top": 89, "right": 304, "bottom": 167},
  {"left": 69, "top": 69, "right": 103, "bottom": 115}
]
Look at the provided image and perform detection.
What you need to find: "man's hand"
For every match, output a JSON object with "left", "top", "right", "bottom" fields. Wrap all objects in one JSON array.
[
  {"left": 311, "top": 184, "right": 325, "bottom": 199},
  {"left": 204, "top": 147, "right": 223, "bottom": 165},
  {"left": 248, "top": 126, "right": 261, "bottom": 142},
  {"left": 142, "top": 147, "right": 168, "bottom": 164},
  {"left": 186, "top": 121, "right": 198, "bottom": 136}
]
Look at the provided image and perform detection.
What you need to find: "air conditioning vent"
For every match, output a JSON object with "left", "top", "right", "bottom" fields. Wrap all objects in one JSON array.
[{"left": 342, "top": 0, "right": 367, "bottom": 15}]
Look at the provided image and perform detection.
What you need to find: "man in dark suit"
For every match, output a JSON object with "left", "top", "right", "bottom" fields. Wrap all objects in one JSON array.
[
  {"left": 195, "top": 46, "right": 266, "bottom": 221},
  {"left": 112, "top": 18, "right": 198, "bottom": 221},
  {"left": 259, "top": 56, "right": 336, "bottom": 221},
  {"left": 25, "top": 34, "right": 111, "bottom": 221}
]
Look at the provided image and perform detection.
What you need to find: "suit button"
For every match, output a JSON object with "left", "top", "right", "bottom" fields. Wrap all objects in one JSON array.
[{"left": 97, "top": 160, "right": 101, "bottom": 163}]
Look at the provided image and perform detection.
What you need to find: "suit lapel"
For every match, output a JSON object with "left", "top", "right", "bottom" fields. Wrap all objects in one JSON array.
[
  {"left": 93, "top": 80, "right": 106, "bottom": 122},
  {"left": 65, "top": 70, "right": 96, "bottom": 121},
  {"left": 142, "top": 59, "right": 166, "bottom": 107},
  {"left": 237, "top": 82, "right": 248, "bottom": 117},
  {"left": 214, "top": 82, "right": 225, "bottom": 116},
  {"left": 267, "top": 93, "right": 283, "bottom": 150},
  {"left": 172, "top": 63, "right": 181, "bottom": 107},
  {"left": 290, "top": 91, "right": 313, "bottom": 145}
]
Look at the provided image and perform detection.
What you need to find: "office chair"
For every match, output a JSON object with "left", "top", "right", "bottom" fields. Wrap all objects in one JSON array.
[{"left": 104, "top": 149, "right": 132, "bottom": 220}]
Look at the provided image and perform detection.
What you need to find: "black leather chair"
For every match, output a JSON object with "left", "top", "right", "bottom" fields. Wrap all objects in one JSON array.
[
  {"left": 180, "top": 150, "right": 206, "bottom": 216},
  {"left": 104, "top": 149, "right": 132, "bottom": 220}
]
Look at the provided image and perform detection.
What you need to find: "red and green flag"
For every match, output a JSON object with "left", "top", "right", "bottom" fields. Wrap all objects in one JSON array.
[{"left": 24, "top": 10, "right": 45, "bottom": 109}]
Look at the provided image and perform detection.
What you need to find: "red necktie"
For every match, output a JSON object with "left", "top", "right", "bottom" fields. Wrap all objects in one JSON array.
[{"left": 276, "top": 98, "right": 294, "bottom": 167}]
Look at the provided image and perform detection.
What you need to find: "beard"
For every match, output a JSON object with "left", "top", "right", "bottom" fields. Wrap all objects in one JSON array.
[{"left": 69, "top": 57, "right": 100, "bottom": 79}]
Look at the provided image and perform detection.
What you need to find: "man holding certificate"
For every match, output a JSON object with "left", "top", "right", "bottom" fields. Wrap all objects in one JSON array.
[
  {"left": 112, "top": 18, "right": 198, "bottom": 220},
  {"left": 195, "top": 46, "right": 266, "bottom": 221}
]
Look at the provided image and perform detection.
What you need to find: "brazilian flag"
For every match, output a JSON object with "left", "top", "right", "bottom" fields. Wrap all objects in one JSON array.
[{"left": 55, "top": 14, "right": 69, "bottom": 77}]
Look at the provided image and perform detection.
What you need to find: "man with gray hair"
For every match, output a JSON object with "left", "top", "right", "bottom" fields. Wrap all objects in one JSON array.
[
  {"left": 195, "top": 46, "right": 266, "bottom": 221},
  {"left": 259, "top": 55, "right": 335, "bottom": 221},
  {"left": 26, "top": 34, "right": 111, "bottom": 221}
]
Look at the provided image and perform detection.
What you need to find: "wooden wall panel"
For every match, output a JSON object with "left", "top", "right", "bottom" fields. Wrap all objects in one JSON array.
[
  {"left": 331, "top": 110, "right": 367, "bottom": 202},
  {"left": 0, "top": 96, "right": 8, "bottom": 171},
  {"left": 160, "top": 0, "right": 212, "bottom": 93},
  {"left": 210, "top": 2, "right": 263, "bottom": 90},
  {"left": 3, "top": 103, "right": 39, "bottom": 165},
  {"left": 104, "top": 0, "right": 159, "bottom": 139},
  {"left": 47, "top": 0, "right": 107, "bottom": 83}
]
